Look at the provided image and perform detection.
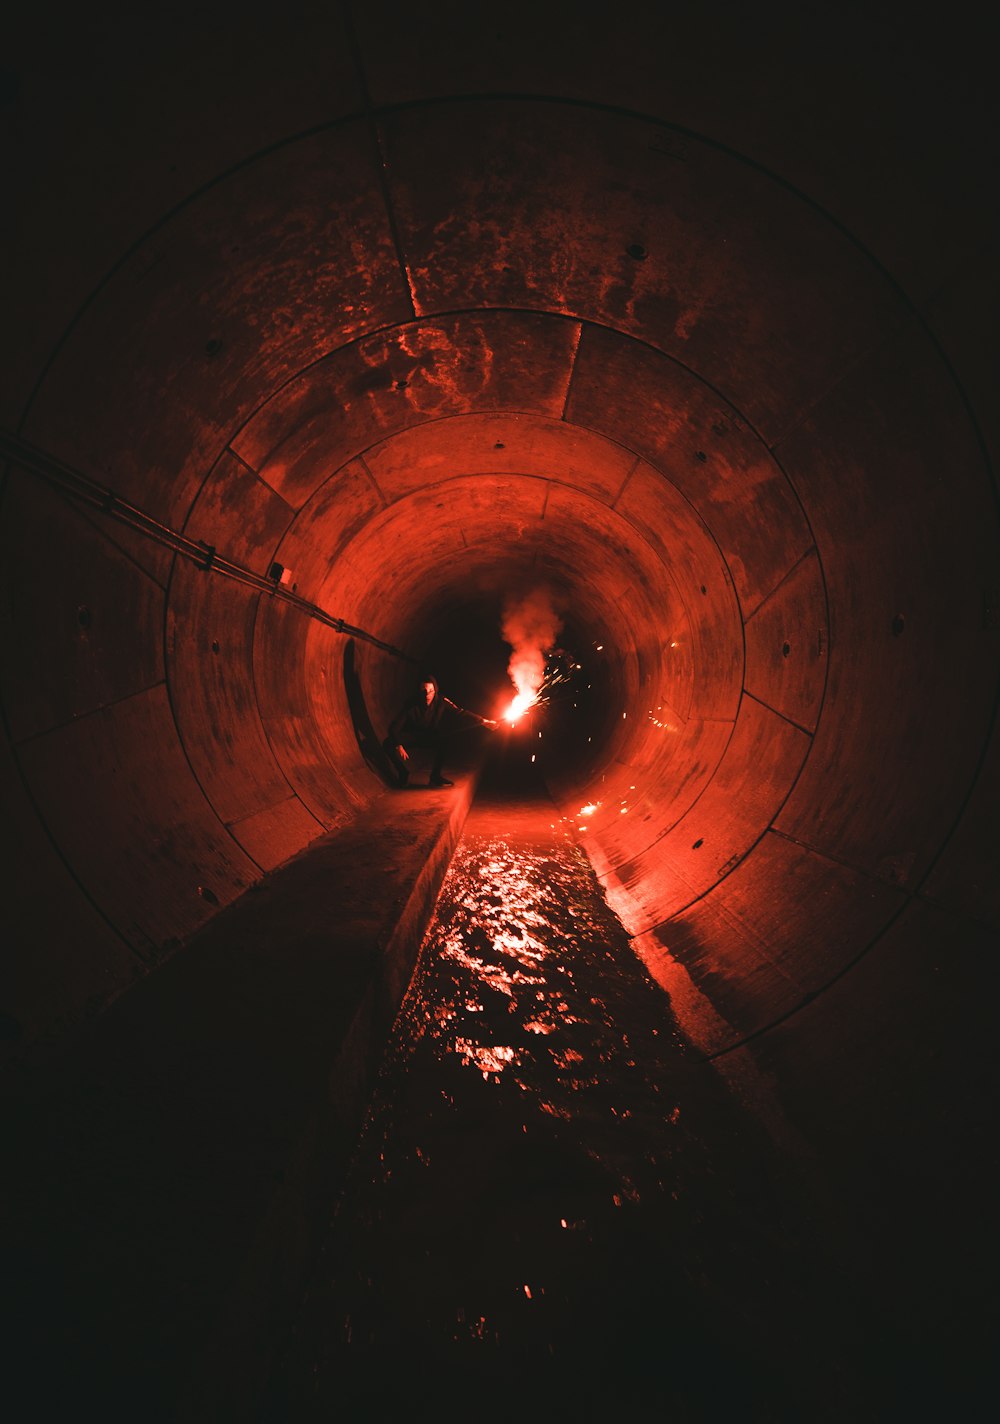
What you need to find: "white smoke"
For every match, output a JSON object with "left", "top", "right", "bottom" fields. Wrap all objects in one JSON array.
[{"left": 501, "top": 587, "right": 563, "bottom": 701}]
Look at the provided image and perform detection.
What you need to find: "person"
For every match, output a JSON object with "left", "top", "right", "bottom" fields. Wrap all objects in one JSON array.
[{"left": 383, "top": 675, "right": 495, "bottom": 788}]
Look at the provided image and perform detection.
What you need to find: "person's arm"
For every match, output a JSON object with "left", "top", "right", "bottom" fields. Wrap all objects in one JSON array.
[{"left": 442, "top": 696, "right": 498, "bottom": 728}]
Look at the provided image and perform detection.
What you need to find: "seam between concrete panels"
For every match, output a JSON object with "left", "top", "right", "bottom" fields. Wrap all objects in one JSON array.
[
  {"left": 765, "top": 825, "right": 912, "bottom": 891},
  {"left": 610, "top": 454, "right": 643, "bottom": 510},
  {"left": 161, "top": 551, "right": 268, "bottom": 879},
  {"left": 559, "top": 321, "right": 584, "bottom": 421},
  {"left": 356, "top": 453, "right": 389, "bottom": 508},
  {"left": 75, "top": 500, "right": 172, "bottom": 593},
  {"left": 11, "top": 677, "right": 169, "bottom": 748},
  {"left": 741, "top": 688, "right": 816, "bottom": 739},
  {"left": 341, "top": 0, "right": 417, "bottom": 321},
  {"left": 19, "top": 92, "right": 998, "bottom": 497},
  {"left": 223, "top": 445, "right": 300, "bottom": 515},
  {"left": 741, "top": 544, "right": 818, "bottom": 625}
]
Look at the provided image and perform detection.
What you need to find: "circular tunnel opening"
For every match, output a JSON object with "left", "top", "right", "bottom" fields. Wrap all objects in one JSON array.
[
  {"left": 263, "top": 379, "right": 750, "bottom": 821},
  {"left": 3, "top": 51, "right": 997, "bottom": 1417},
  {"left": 286, "top": 434, "right": 743, "bottom": 830}
]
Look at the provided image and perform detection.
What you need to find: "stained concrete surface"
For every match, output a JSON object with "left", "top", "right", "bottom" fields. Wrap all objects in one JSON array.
[
  {"left": 4, "top": 761, "right": 480, "bottom": 1420},
  {"left": 3, "top": 9, "right": 997, "bottom": 1417},
  {"left": 274, "top": 754, "right": 899, "bottom": 1421}
]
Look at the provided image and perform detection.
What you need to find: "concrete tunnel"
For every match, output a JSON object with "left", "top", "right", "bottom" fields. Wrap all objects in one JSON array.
[{"left": 2, "top": 1, "right": 998, "bottom": 1415}]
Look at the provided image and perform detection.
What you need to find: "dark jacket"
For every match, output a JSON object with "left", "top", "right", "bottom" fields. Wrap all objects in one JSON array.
[
  {"left": 389, "top": 679, "right": 447, "bottom": 742},
  {"left": 389, "top": 678, "right": 484, "bottom": 743}
]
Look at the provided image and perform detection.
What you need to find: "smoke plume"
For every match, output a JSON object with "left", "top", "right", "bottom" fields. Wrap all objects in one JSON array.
[{"left": 501, "top": 587, "right": 563, "bottom": 700}]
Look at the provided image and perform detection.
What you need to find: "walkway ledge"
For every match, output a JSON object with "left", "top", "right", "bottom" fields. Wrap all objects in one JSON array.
[{"left": 8, "top": 770, "right": 478, "bottom": 1421}]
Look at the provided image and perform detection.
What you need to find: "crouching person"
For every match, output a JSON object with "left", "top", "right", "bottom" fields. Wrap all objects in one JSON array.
[{"left": 383, "top": 675, "right": 495, "bottom": 788}]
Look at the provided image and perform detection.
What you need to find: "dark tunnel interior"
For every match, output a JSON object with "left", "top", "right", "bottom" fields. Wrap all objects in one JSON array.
[{"left": 2, "top": 0, "right": 998, "bottom": 1416}]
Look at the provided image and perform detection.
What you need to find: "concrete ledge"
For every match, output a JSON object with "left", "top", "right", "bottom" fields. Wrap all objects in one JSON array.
[{"left": 6, "top": 771, "right": 477, "bottom": 1420}]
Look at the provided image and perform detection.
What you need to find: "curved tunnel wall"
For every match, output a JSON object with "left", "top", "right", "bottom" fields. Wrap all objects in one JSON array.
[{"left": 3, "top": 17, "right": 998, "bottom": 1346}]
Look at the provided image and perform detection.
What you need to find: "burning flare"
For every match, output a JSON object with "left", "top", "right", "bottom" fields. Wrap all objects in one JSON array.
[
  {"left": 503, "top": 689, "right": 538, "bottom": 725},
  {"left": 500, "top": 587, "right": 563, "bottom": 726}
]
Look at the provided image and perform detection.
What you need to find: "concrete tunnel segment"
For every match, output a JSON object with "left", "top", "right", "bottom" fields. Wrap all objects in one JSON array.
[{"left": 2, "top": 14, "right": 998, "bottom": 1400}]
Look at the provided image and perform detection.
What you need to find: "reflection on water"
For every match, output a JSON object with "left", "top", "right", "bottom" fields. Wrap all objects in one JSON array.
[
  {"left": 431, "top": 840, "right": 617, "bottom": 1090},
  {"left": 281, "top": 828, "right": 867, "bottom": 1420},
  {"left": 387, "top": 835, "right": 695, "bottom": 1221}
]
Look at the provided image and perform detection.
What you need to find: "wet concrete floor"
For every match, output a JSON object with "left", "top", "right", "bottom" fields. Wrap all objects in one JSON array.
[{"left": 274, "top": 755, "right": 877, "bottom": 1421}]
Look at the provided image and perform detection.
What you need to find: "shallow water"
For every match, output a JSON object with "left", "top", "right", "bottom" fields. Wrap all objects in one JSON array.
[{"left": 277, "top": 768, "right": 871, "bottom": 1420}]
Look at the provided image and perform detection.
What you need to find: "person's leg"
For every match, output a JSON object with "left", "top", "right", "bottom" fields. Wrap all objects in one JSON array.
[
  {"left": 429, "top": 734, "right": 452, "bottom": 786},
  {"left": 382, "top": 737, "right": 409, "bottom": 787}
]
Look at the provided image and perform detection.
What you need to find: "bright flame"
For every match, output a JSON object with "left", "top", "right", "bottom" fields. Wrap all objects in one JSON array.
[
  {"left": 503, "top": 689, "right": 538, "bottom": 724},
  {"left": 579, "top": 802, "right": 600, "bottom": 816}
]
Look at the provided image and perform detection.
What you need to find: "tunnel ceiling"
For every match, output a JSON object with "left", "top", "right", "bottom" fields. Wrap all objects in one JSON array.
[{"left": 2, "top": 9, "right": 998, "bottom": 1071}]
